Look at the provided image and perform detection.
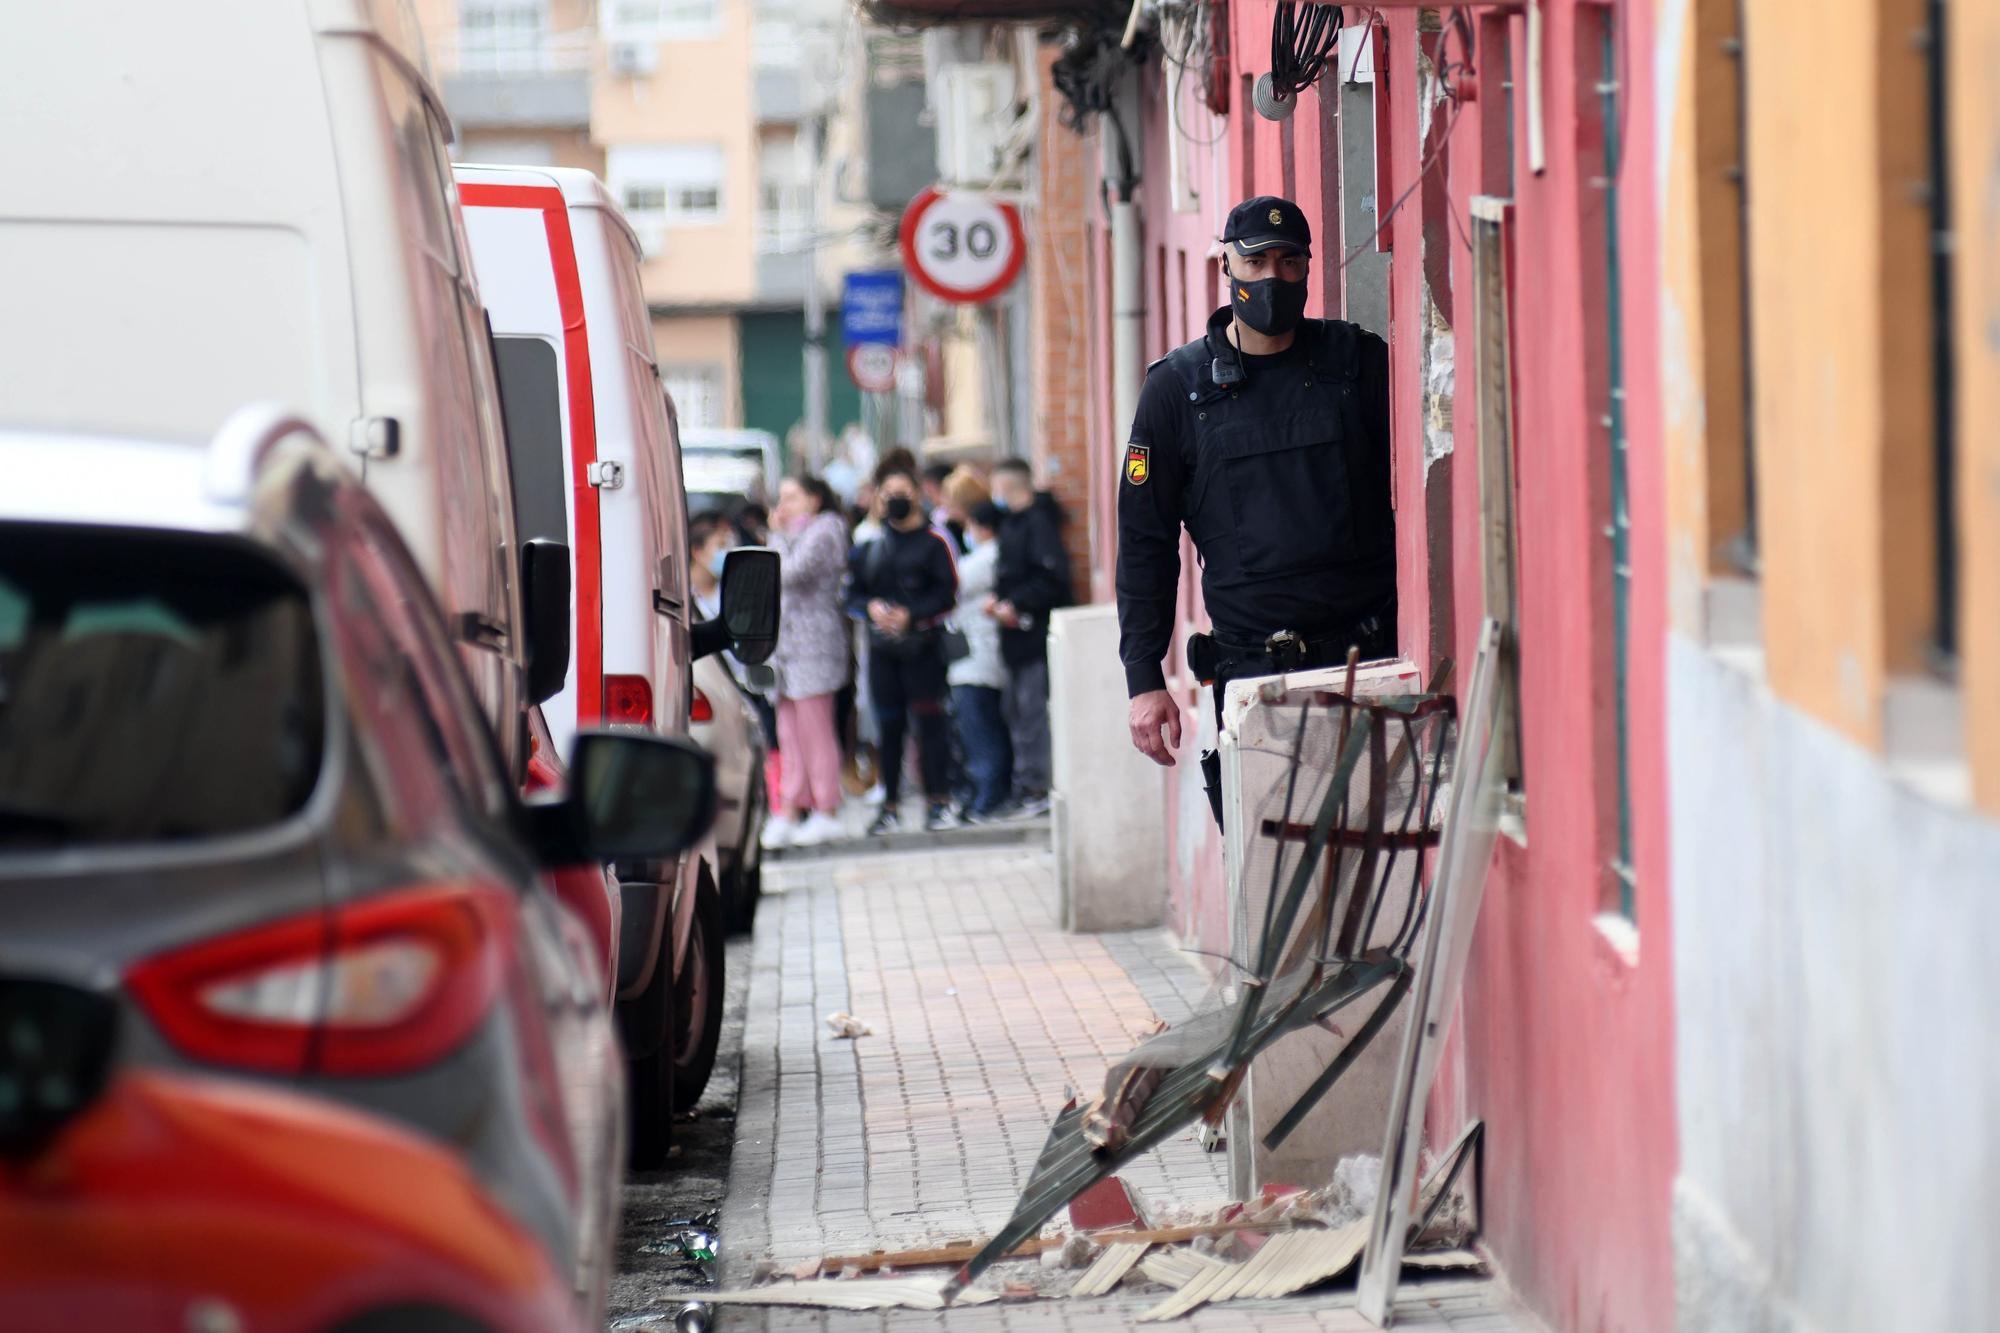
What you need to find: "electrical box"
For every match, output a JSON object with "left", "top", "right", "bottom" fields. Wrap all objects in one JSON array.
[{"left": 935, "top": 62, "right": 1016, "bottom": 188}]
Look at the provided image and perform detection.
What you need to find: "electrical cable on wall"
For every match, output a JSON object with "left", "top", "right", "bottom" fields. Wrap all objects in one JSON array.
[
  {"left": 1157, "top": 1, "right": 1229, "bottom": 148},
  {"left": 1255, "top": 2, "right": 1344, "bottom": 120}
]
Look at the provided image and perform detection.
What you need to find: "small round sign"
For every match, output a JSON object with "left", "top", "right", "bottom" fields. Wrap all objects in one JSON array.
[
  {"left": 846, "top": 342, "right": 898, "bottom": 393},
  {"left": 898, "top": 186, "right": 1028, "bottom": 305}
]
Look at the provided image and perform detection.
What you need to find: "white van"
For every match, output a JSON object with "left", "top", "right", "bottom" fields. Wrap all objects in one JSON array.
[
  {"left": 0, "top": 0, "right": 552, "bottom": 768},
  {"left": 455, "top": 164, "right": 776, "bottom": 1164},
  {"left": 681, "top": 427, "right": 785, "bottom": 513}
]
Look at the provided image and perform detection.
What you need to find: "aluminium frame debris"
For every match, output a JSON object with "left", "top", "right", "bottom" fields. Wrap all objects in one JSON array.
[{"left": 948, "top": 668, "right": 1461, "bottom": 1299}]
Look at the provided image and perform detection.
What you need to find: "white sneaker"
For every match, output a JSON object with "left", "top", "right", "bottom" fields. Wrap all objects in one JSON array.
[
  {"left": 760, "top": 816, "right": 796, "bottom": 850},
  {"left": 790, "top": 811, "right": 845, "bottom": 847}
]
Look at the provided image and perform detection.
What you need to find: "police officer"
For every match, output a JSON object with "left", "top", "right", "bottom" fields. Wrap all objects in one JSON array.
[{"left": 1117, "top": 195, "right": 1396, "bottom": 825}]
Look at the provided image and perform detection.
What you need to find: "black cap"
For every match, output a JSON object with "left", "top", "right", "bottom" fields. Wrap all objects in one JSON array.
[{"left": 1221, "top": 195, "right": 1312, "bottom": 256}]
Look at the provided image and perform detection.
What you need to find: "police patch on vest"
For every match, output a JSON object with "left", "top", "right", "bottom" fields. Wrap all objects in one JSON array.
[{"left": 1125, "top": 444, "right": 1149, "bottom": 485}]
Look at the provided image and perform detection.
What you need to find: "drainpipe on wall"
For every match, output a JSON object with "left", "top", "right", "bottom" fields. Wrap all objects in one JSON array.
[
  {"left": 1052, "top": 53, "right": 1163, "bottom": 937},
  {"left": 801, "top": 113, "right": 830, "bottom": 471},
  {"left": 1104, "top": 69, "right": 1143, "bottom": 452}
]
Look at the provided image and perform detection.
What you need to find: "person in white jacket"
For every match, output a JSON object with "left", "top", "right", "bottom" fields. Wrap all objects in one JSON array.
[{"left": 948, "top": 500, "right": 1013, "bottom": 819}]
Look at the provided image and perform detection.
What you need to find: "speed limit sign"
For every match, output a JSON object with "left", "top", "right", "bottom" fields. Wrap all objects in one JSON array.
[
  {"left": 846, "top": 342, "right": 897, "bottom": 393},
  {"left": 898, "top": 186, "right": 1028, "bottom": 305}
]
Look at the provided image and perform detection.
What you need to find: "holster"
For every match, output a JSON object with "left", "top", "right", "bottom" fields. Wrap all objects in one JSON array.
[
  {"left": 1186, "top": 631, "right": 1220, "bottom": 685},
  {"left": 1200, "top": 747, "right": 1224, "bottom": 831}
]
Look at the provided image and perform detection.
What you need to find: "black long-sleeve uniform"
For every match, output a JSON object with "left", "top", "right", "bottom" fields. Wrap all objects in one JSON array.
[{"left": 1116, "top": 306, "right": 1395, "bottom": 697}]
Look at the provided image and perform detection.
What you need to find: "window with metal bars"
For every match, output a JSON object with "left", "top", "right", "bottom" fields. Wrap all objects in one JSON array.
[
  {"left": 1577, "top": 4, "right": 1635, "bottom": 916},
  {"left": 1470, "top": 198, "right": 1526, "bottom": 830},
  {"left": 1924, "top": 0, "right": 1958, "bottom": 666},
  {"left": 1722, "top": 0, "right": 1757, "bottom": 572}
]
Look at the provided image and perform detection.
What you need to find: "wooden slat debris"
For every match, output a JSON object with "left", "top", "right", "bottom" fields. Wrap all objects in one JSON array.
[
  {"left": 1069, "top": 1241, "right": 1153, "bottom": 1296},
  {"left": 1402, "top": 1248, "right": 1485, "bottom": 1271},
  {"left": 810, "top": 1218, "right": 1262, "bottom": 1277},
  {"left": 1138, "top": 1222, "right": 1368, "bottom": 1322},
  {"left": 667, "top": 1277, "right": 1000, "bottom": 1311},
  {"left": 1139, "top": 1248, "right": 1231, "bottom": 1290}
]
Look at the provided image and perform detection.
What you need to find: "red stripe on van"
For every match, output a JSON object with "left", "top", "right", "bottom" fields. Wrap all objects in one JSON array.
[{"left": 459, "top": 183, "right": 604, "bottom": 724}]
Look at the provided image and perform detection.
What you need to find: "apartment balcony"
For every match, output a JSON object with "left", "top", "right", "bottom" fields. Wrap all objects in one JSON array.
[
  {"left": 754, "top": 64, "right": 805, "bottom": 124},
  {"left": 858, "top": 0, "right": 1129, "bottom": 22},
  {"left": 435, "top": 31, "right": 593, "bottom": 132},
  {"left": 755, "top": 246, "right": 812, "bottom": 306},
  {"left": 443, "top": 68, "right": 592, "bottom": 131}
]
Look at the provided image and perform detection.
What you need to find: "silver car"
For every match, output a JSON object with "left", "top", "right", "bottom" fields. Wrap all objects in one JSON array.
[
  {"left": 0, "top": 410, "right": 716, "bottom": 1320},
  {"left": 692, "top": 653, "right": 769, "bottom": 933}
]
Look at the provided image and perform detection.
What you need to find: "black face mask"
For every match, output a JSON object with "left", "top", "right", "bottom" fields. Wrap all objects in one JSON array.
[
  {"left": 1230, "top": 274, "right": 1310, "bottom": 336},
  {"left": 883, "top": 495, "right": 915, "bottom": 524}
]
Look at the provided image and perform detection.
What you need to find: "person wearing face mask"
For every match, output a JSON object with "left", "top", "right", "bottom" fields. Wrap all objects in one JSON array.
[
  {"left": 1117, "top": 195, "right": 1395, "bottom": 829},
  {"left": 844, "top": 465, "right": 961, "bottom": 834},
  {"left": 689, "top": 511, "right": 735, "bottom": 620},
  {"left": 762, "top": 475, "right": 854, "bottom": 850}
]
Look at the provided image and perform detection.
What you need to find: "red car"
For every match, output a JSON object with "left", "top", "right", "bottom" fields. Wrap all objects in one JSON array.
[{"left": 0, "top": 978, "right": 582, "bottom": 1333}]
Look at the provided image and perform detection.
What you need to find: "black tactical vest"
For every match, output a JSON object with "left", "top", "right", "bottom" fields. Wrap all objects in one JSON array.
[{"left": 1150, "top": 317, "right": 1394, "bottom": 598}]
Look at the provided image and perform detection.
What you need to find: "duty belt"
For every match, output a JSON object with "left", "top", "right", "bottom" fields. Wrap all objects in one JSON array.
[
  {"left": 1188, "top": 614, "right": 1388, "bottom": 685},
  {"left": 1217, "top": 618, "right": 1384, "bottom": 671}
]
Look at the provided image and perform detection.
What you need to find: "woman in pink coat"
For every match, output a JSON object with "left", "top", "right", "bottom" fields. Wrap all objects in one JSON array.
[{"left": 763, "top": 475, "right": 853, "bottom": 847}]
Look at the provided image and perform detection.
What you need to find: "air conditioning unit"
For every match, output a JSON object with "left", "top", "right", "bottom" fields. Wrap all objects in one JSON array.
[
  {"left": 608, "top": 40, "right": 658, "bottom": 77},
  {"left": 935, "top": 62, "right": 1015, "bottom": 188}
]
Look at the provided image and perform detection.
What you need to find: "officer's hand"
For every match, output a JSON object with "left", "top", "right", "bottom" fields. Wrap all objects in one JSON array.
[{"left": 1128, "top": 690, "right": 1181, "bottom": 767}]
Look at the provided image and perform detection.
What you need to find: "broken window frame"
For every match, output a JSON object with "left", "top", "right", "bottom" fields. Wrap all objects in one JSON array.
[{"left": 1470, "top": 195, "right": 1527, "bottom": 837}]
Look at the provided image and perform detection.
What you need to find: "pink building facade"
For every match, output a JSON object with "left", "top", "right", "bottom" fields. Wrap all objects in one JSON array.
[{"left": 1071, "top": 4, "right": 1677, "bottom": 1328}]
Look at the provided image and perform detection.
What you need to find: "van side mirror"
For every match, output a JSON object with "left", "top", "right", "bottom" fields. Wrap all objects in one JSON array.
[
  {"left": 0, "top": 978, "right": 118, "bottom": 1160},
  {"left": 717, "top": 546, "right": 780, "bottom": 665},
  {"left": 520, "top": 731, "right": 716, "bottom": 867},
  {"left": 521, "top": 539, "right": 571, "bottom": 706}
]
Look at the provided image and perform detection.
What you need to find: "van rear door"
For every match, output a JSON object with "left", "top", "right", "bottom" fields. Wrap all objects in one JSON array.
[{"left": 459, "top": 177, "right": 605, "bottom": 757}]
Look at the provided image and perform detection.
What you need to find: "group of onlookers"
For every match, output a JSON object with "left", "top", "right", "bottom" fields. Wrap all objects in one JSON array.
[{"left": 739, "top": 447, "right": 1072, "bottom": 847}]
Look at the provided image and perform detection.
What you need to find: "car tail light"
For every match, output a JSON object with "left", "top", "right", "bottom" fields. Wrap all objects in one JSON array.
[
  {"left": 127, "top": 884, "right": 512, "bottom": 1078},
  {"left": 604, "top": 673, "right": 653, "bottom": 726},
  {"left": 691, "top": 686, "right": 714, "bottom": 723}
]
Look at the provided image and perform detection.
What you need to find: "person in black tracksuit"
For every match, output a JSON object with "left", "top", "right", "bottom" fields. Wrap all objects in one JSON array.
[
  {"left": 988, "top": 459, "right": 1072, "bottom": 812},
  {"left": 846, "top": 466, "right": 960, "bottom": 835},
  {"left": 1117, "top": 196, "right": 1397, "bottom": 827}
]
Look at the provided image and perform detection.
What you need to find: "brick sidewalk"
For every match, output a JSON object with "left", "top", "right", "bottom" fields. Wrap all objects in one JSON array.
[{"left": 714, "top": 845, "right": 1533, "bottom": 1332}]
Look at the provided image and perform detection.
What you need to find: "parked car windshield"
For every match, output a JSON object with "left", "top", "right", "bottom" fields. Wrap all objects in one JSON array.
[
  {"left": 0, "top": 527, "right": 324, "bottom": 850},
  {"left": 682, "top": 449, "right": 768, "bottom": 514}
]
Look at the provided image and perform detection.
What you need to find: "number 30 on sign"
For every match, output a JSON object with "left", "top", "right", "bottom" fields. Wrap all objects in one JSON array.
[{"left": 897, "top": 185, "right": 1028, "bottom": 305}]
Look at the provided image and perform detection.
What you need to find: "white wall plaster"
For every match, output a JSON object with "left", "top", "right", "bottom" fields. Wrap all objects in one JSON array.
[
  {"left": 1414, "top": 46, "right": 1454, "bottom": 470},
  {"left": 1423, "top": 289, "right": 1456, "bottom": 466},
  {"left": 1669, "top": 633, "right": 2000, "bottom": 1332}
]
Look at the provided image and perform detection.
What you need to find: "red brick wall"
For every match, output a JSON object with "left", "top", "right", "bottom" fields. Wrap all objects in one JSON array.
[{"left": 1026, "top": 44, "right": 1097, "bottom": 607}]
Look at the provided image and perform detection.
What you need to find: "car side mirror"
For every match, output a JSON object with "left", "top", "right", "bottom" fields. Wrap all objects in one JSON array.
[
  {"left": 521, "top": 539, "right": 571, "bottom": 706},
  {"left": 521, "top": 731, "right": 716, "bottom": 867},
  {"left": 0, "top": 977, "right": 118, "bottom": 1160}
]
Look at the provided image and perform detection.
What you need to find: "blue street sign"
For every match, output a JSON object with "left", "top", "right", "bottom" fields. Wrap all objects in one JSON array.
[{"left": 841, "top": 270, "right": 903, "bottom": 347}]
